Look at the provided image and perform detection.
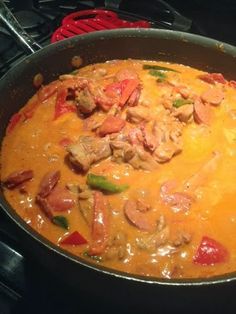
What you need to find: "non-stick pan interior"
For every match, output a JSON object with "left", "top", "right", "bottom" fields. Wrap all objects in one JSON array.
[{"left": 1, "top": 29, "right": 236, "bottom": 297}]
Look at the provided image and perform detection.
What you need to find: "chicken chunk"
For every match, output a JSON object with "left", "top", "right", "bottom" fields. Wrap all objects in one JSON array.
[
  {"left": 67, "top": 136, "right": 112, "bottom": 172},
  {"left": 126, "top": 106, "right": 152, "bottom": 123},
  {"left": 110, "top": 140, "right": 158, "bottom": 170},
  {"left": 76, "top": 87, "right": 96, "bottom": 114}
]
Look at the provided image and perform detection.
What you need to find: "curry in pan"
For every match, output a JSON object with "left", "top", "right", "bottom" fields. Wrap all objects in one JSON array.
[{"left": 1, "top": 59, "right": 236, "bottom": 279}]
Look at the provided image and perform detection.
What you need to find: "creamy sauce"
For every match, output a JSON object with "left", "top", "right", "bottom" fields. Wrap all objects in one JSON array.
[{"left": 1, "top": 59, "right": 236, "bottom": 279}]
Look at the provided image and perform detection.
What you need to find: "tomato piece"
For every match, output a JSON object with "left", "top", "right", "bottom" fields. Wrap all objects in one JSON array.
[
  {"left": 88, "top": 191, "right": 109, "bottom": 255},
  {"left": 60, "top": 231, "right": 88, "bottom": 245},
  {"left": 98, "top": 115, "right": 126, "bottom": 136},
  {"left": 193, "top": 236, "right": 229, "bottom": 265},
  {"left": 54, "top": 87, "right": 76, "bottom": 120},
  {"left": 6, "top": 113, "right": 22, "bottom": 133}
]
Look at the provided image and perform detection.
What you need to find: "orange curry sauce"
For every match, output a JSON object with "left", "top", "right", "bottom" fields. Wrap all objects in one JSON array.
[{"left": 1, "top": 59, "right": 236, "bottom": 279}]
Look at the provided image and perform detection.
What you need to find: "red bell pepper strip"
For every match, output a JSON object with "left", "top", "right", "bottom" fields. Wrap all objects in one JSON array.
[
  {"left": 37, "top": 81, "right": 61, "bottom": 102},
  {"left": 104, "top": 81, "right": 122, "bottom": 98},
  {"left": 193, "top": 236, "right": 229, "bottom": 265},
  {"left": 88, "top": 191, "right": 109, "bottom": 255},
  {"left": 104, "top": 79, "right": 140, "bottom": 107},
  {"left": 22, "top": 98, "right": 40, "bottom": 120},
  {"left": 119, "top": 79, "right": 140, "bottom": 107},
  {"left": 60, "top": 231, "right": 88, "bottom": 245},
  {"left": 6, "top": 113, "right": 22, "bottom": 134},
  {"left": 54, "top": 87, "right": 76, "bottom": 120}
]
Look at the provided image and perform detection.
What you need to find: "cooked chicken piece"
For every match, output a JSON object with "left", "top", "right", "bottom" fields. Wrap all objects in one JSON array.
[
  {"left": 136, "top": 226, "right": 170, "bottom": 251},
  {"left": 172, "top": 231, "right": 192, "bottom": 247},
  {"left": 152, "top": 117, "right": 183, "bottom": 163},
  {"left": 173, "top": 85, "right": 191, "bottom": 99},
  {"left": 98, "top": 115, "right": 126, "bottom": 136},
  {"left": 128, "top": 146, "right": 159, "bottom": 170},
  {"left": 126, "top": 106, "right": 152, "bottom": 123},
  {"left": 141, "top": 125, "right": 157, "bottom": 152},
  {"left": 76, "top": 87, "right": 96, "bottom": 114},
  {"left": 83, "top": 114, "right": 104, "bottom": 131},
  {"left": 128, "top": 127, "right": 144, "bottom": 145},
  {"left": 89, "top": 82, "right": 116, "bottom": 111},
  {"left": 115, "top": 68, "right": 139, "bottom": 81},
  {"left": 67, "top": 136, "right": 112, "bottom": 172},
  {"left": 110, "top": 140, "right": 158, "bottom": 170},
  {"left": 104, "top": 231, "right": 127, "bottom": 261},
  {"left": 110, "top": 140, "right": 135, "bottom": 164},
  {"left": 172, "top": 104, "right": 194, "bottom": 123},
  {"left": 153, "top": 141, "right": 182, "bottom": 163}
]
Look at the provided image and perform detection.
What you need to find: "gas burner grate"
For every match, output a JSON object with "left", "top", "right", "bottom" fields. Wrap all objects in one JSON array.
[
  {"left": 0, "top": 1, "right": 94, "bottom": 78},
  {"left": 0, "top": 0, "right": 194, "bottom": 78}
]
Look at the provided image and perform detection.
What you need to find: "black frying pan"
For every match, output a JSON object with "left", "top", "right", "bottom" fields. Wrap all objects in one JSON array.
[{"left": 1, "top": 1, "right": 236, "bottom": 311}]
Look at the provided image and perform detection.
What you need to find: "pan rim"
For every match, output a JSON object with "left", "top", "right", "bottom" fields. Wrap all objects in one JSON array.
[{"left": 1, "top": 28, "right": 236, "bottom": 85}]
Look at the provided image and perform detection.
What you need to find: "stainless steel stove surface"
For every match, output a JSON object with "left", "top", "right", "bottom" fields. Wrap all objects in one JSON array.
[{"left": 0, "top": 1, "right": 236, "bottom": 313}]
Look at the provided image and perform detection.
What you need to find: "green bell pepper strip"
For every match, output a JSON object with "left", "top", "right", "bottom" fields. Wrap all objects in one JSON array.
[
  {"left": 148, "top": 70, "right": 167, "bottom": 82},
  {"left": 173, "top": 98, "right": 193, "bottom": 108},
  {"left": 143, "top": 64, "right": 180, "bottom": 72},
  {"left": 87, "top": 173, "right": 129, "bottom": 193},
  {"left": 52, "top": 215, "right": 69, "bottom": 230}
]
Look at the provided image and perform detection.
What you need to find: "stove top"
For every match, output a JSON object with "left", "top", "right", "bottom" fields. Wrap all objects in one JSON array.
[
  {"left": 1, "top": 0, "right": 236, "bottom": 79},
  {"left": 0, "top": 1, "right": 236, "bottom": 313}
]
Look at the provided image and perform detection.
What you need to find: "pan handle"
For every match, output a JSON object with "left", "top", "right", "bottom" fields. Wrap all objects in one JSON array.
[{"left": 0, "top": 0, "right": 42, "bottom": 54}]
